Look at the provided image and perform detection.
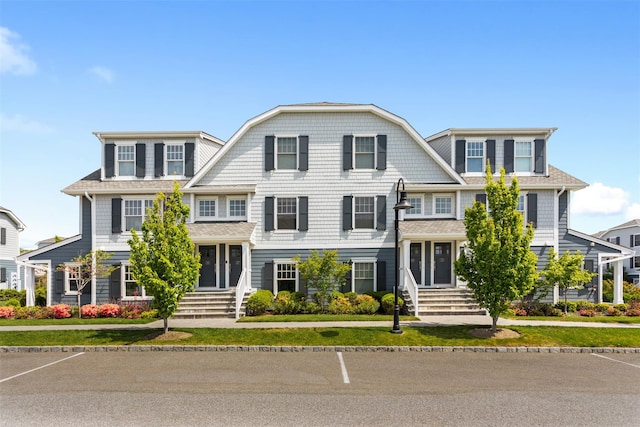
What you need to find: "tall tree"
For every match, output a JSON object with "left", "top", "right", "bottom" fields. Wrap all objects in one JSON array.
[
  {"left": 293, "top": 249, "right": 351, "bottom": 311},
  {"left": 57, "top": 250, "right": 116, "bottom": 317},
  {"left": 454, "top": 167, "right": 538, "bottom": 332},
  {"left": 539, "top": 248, "right": 596, "bottom": 313},
  {"left": 128, "top": 182, "right": 201, "bottom": 334}
]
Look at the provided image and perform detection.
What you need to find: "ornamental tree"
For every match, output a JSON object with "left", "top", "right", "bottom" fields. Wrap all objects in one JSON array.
[
  {"left": 128, "top": 182, "right": 201, "bottom": 334},
  {"left": 539, "top": 248, "right": 596, "bottom": 313},
  {"left": 293, "top": 249, "right": 351, "bottom": 311},
  {"left": 56, "top": 250, "right": 116, "bottom": 317},
  {"left": 454, "top": 166, "right": 538, "bottom": 332}
]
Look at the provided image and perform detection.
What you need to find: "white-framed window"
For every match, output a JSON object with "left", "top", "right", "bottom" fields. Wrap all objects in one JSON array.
[
  {"left": 354, "top": 136, "right": 376, "bottom": 169},
  {"left": 516, "top": 194, "right": 526, "bottom": 216},
  {"left": 64, "top": 262, "right": 81, "bottom": 295},
  {"left": 166, "top": 144, "right": 184, "bottom": 176},
  {"left": 277, "top": 197, "right": 297, "bottom": 230},
  {"left": 228, "top": 197, "right": 247, "bottom": 220},
  {"left": 632, "top": 234, "right": 640, "bottom": 247},
  {"left": 117, "top": 145, "right": 135, "bottom": 176},
  {"left": 197, "top": 197, "right": 218, "bottom": 220},
  {"left": 124, "top": 199, "right": 154, "bottom": 231},
  {"left": 634, "top": 256, "right": 640, "bottom": 269},
  {"left": 515, "top": 140, "right": 533, "bottom": 172},
  {"left": 121, "top": 264, "right": 149, "bottom": 299},
  {"left": 433, "top": 194, "right": 453, "bottom": 216},
  {"left": 354, "top": 196, "right": 375, "bottom": 229},
  {"left": 466, "top": 141, "right": 484, "bottom": 173},
  {"left": 275, "top": 261, "right": 298, "bottom": 293},
  {"left": 276, "top": 136, "right": 298, "bottom": 170},
  {"left": 352, "top": 261, "right": 376, "bottom": 293},
  {"left": 406, "top": 195, "right": 423, "bottom": 217}
]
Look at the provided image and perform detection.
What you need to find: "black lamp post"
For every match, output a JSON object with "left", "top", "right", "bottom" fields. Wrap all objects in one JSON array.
[{"left": 391, "top": 178, "right": 413, "bottom": 334}]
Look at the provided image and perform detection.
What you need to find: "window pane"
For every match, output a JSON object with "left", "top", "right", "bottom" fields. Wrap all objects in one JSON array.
[
  {"left": 435, "top": 197, "right": 452, "bottom": 214},
  {"left": 515, "top": 158, "right": 531, "bottom": 172},
  {"left": 167, "top": 145, "right": 184, "bottom": 175},
  {"left": 407, "top": 197, "right": 422, "bottom": 215},
  {"left": 276, "top": 263, "right": 296, "bottom": 292},
  {"left": 354, "top": 263, "right": 374, "bottom": 293},
  {"left": 229, "top": 199, "right": 246, "bottom": 217},
  {"left": 515, "top": 141, "right": 532, "bottom": 156},
  {"left": 277, "top": 137, "right": 297, "bottom": 170},
  {"left": 277, "top": 198, "right": 297, "bottom": 230},
  {"left": 118, "top": 146, "right": 134, "bottom": 160},
  {"left": 118, "top": 146, "right": 135, "bottom": 176},
  {"left": 199, "top": 200, "right": 216, "bottom": 217},
  {"left": 515, "top": 141, "right": 532, "bottom": 172},
  {"left": 467, "top": 158, "right": 482, "bottom": 172},
  {"left": 516, "top": 195, "right": 525, "bottom": 213},
  {"left": 355, "top": 137, "right": 375, "bottom": 169},
  {"left": 354, "top": 197, "right": 374, "bottom": 229},
  {"left": 467, "top": 142, "right": 484, "bottom": 172}
]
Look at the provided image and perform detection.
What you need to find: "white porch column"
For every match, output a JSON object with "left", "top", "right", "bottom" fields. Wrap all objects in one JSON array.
[
  {"left": 597, "top": 261, "right": 603, "bottom": 304},
  {"left": 242, "top": 242, "right": 251, "bottom": 290},
  {"left": 25, "top": 268, "right": 35, "bottom": 307},
  {"left": 401, "top": 240, "right": 410, "bottom": 290},
  {"left": 613, "top": 260, "right": 624, "bottom": 304}
]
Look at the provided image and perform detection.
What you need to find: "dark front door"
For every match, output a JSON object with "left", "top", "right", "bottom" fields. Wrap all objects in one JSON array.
[
  {"left": 410, "top": 243, "right": 422, "bottom": 286},
  {"left": 434, "top": 242, "right": 451, "bottom": 285},
  {"left": 229, "top": 245, "right": 242, "bottom": 287},
  {"left": 199, "top": 246, "right": 216, "bottom": 288}
]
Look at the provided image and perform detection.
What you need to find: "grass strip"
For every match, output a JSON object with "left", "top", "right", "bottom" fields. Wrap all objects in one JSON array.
[
  {"left": 0, "top": 318, "right": 156, "bottom": 326},
  {"left": 1, "top": 326, "right": 638, "bottom": 347},
  {"left": 500, "top": 314, "right": 640, "bottom": 324},
  {"left": 237, "top": 314, "right": 418, "bottom": 322}
]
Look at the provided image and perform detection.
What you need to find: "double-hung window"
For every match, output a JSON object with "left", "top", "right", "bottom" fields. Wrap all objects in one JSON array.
[
  {"left": 166, "top": 144, "right": 184, "bottom": 176},
  {"left": 117, "top": 145, "right": 135, "bottom": 176},
  {"left": 516, "top": 194, "right": 526, "bottom": 219},
  {"left": 466, "top": 141, "right": 484, "bottom": 173},
  {"left": 343, "top": 134, "right": 386, "bottom": 170},
  {"left": 353, "top": 261, "right": 375, "bottom": 293},
  {"left": 64, "top": 262, "right": 81, "bottom": 295},
  {"left": 197, "top": 198, "right": 217, "bottom": 220},
  {"left": 434, "top": 194, "right": 453, "bottom": 216},
  {"left": 354, "top": 197, "right": 375, "bottom": 229},
  {"left": 355, "top": 136, "right": 376, "bottom": 169},
  {"left": 277, "top": 197, "right": 297, "bottom": 230},
  {"left": 228, "top": 197, "right": 247, "bottom": 220},
  {"left": 277, "top": 137, "right": 298, "bottom": 170},
  {"left": 275, "top": 261, "right": 297, "bottom": 293},
  {"left": 265, "top": 135, "right": 308, "bottom": 171},
  {"left": 124, "top": 199, "right": 154, "bottom": 231},
  {"left": 122, "top": 264, "right": 149, "bottom": 298},
  {"left": 265, "top": 196, "right": 308, "bottom": 232},
  {"left": 632, "top": 234, "right": 640, "bottom": 247},
  {"left": 515, "top": 140, "right": 533, "bottom": 172}
]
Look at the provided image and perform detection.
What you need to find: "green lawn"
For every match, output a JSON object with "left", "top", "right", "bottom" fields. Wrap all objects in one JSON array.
[
  {"left": 1, "top": 326, "right": 638, "bottom": 348},
  {"left": 237, "top": 314, "right": 418, "bottom": 322},
  {"left": 501, "top": 314, "right": 640, "bottom": 324},
  {"left": 0, "top": 318, "right": 156, "bottom": 326}
]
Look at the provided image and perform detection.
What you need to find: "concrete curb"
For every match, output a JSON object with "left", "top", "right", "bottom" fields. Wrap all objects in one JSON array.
[{"left": 2, "top": 345, "right": 639, "bottom": 353}]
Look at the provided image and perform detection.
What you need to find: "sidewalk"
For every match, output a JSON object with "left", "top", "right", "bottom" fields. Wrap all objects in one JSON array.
[{"left": 1, "top": 314, "right": 639, "bottom": 331}]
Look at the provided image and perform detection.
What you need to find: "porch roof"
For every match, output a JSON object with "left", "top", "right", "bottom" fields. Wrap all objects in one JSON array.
[
  {"left": 186, "top": 222, "right": 256, "bottom": 243},
  {"left": 400, "top": 219, "right": 467, "bottom": 240}
]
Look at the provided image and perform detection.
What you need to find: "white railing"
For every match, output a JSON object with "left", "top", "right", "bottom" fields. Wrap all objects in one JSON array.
[
  {"left": 235, "top": 270, "right": 249, "bottom": 319},
  {"left": 404, "top": 267, "right": 419, "bottom": 316}
]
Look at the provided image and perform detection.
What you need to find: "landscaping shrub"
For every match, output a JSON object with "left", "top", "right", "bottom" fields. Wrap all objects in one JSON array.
[
  {"left": 365, "top": 290, "right": 390, "bottom": 303},
  {"left": 0, "top": 306, "right": 14, "bottom": 319},
  {"left": 0, "top": 289, "right": 23, "bottom": 302},
  {"left": 327, "top": 294, "right": 353, "bottom": 314},
  {"left": 303, "top": 301, "right": 322, "bottom": 314},
  {"left": 120, "top": 301, "right": 151, "bottom": 319},
  {"left": 99, "top": 303, "right": 120, "bottom": 318},
  {"left": 594, "top": 303, "right": 610, "bottom": 313},
  {"left": 141, "top": 309, "right": 158, "bottom": 319},
  {"left": 380, "top": 293, "right": 403, "bottom": 315},
  {"left": 625, "top": 300, "right": 640, "bottom": 317},
  {"left": 273, "top": 291, "right": 304, "bottom": 315},
  {"left": 3, "top": 298, "right": 21, "bottom": 308},
  {"left": 579, "top": 308, "right": 597, "bottom": 317},
  {"left": 554, "top": 301, "right": 577, "bottom": 313},
  {"left": 603, "top": 280, "right": 640, "bottom": 302},
  {"left": 81, "top": 304, "right": 99, "bottom": 318},
  {"left": 51, "top": 304, "right": 72, "bottom": 319},
  {"left": 353, "top": 294, "right": 380, "bottom": 314},
  {"left": 575, "top": 300, "right": 595, "bottom": 311},
  {"left": 614, "top": 303, "right": 628, "bottom": 312},
  {"left": 13, "top": 307, "right": 39, "bottom": 319},
  {"left": 606, "top": 306, "right": 623, "bottom": 316},
  {"left": 344, "top": 292, "right": 358, "bottom": 305},
  {"left": 246, "top": 290, "right": 274, "bottom": 316}
]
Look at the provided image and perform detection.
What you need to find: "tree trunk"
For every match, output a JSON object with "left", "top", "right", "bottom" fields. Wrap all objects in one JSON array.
[
  {"left": 163, "top": 317, "right": 169, "bottom": 335},
  {"left": 77, "top": 292, "right": 82, "bottom": 318},
  {"left": 564, "top": 289, "right": 568, "bottom": 314},
  {"left": 491, "top": 315, "right": 498, "bottom": 333}
]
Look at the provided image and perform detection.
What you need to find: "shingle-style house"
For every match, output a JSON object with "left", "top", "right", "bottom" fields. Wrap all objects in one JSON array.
[
  {"left": 17, "top": 103, "right": 634, "bottom": 313},
  {"left": 594, "top": 219, "right": 640, "bottom": 284},
  {"left": 0, "top": 206, "right": 26, "bottom": 290}
]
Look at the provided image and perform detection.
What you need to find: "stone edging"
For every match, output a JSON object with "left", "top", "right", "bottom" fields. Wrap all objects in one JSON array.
[{"left": 1, "top": 345, "right": 639, "bottom": 353}]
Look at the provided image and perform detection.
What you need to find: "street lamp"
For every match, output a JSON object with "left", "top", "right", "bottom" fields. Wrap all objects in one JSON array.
[{"left": 391, "top": 178, "right": 412, "bottom": 334}]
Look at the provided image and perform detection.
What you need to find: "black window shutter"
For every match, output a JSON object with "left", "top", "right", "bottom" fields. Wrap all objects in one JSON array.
[
  {"left": 298, "top": 136, "right": 309, "bottom": 171},
  {"left": 534, "top": 139, "right": 545, "bottom": 173},
  {"left": 185, "top": 142, "right": 195, "bottom": 177},
  {"left": 0, "top": 227, "right": 5, "bottom": 245},
  {"left": 343, "top": 135, "right": 353, "bottom": 170},
  {"left": 504, "top": 139, "right": 514, "bottom": 173},
  {"left": 631, "top": 235, "right": 636, "bottom": 247},
  {"left": 265, "top": 136, "right": 275, "bottom": 171},
  {"left": 105, "top": 143, "right": 115, "bottom": 178},
  {"left": 475, "top": 193, "right": 487, "bottom": 206},
  {"left": 376, "top": 195, "right": 387, "bottom": 231},
  {"left": 154, "top": 143, "right": 164, "bottom": 177},
  {"left": 0, "top": 268, "right": 6, "bottom": 283},
  {"left": 112, "top": 198, "right": 122, "bottom": 233},
  {"left": 263, "top": 262, "right": 274, "bottom": 293},
  {"left": 343, "top": 267, "right": 352, "bottom": 293},
  {"left": 376, "top": 135, "right": 387, "bottom": 170},
  {"left": 616, "top": 236, "right": 620, "bottom": 245},
  {"left": 343, "top": 196, "right": 353, "bottom": 230},
  {"left": 486, "top": 140, "right": 496, "bottom": 172},
  {"left": 455, "top": 140, "right": 466, "bottom": 173},
  {"left": 55, "top": 270, "right": 65, "bottom": 294},
  {"left": 110, "top": 266, "right": 121, "bottom": 300},
  {"left": 377, "top": 261, "right": 386, "bottom": 291},
  {"left": 264, "top": 196, "right": 275, "bottom": 231},
  {"left": 527, "top": 193, "right": 538, "bottom": 228},
  {"left": 135, "top": 143, "right": 146, "bottom": 178},
  {"left": 298, "top": 196, "right": 308, "bottom": 231},
  {"left": 219, "top": 244, "right": 226, "bottom": 289}
]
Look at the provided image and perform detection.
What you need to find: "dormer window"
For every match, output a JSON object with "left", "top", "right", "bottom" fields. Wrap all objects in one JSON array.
[
  {"left": 515, "top": 141, "right": 533, "bottom": 172},
  {"left": 166, "top": 144, "right": 184, "bottom": 176},
  {"left": 117, "top": 145, "right": 135, "bottom": 176},
  {"left": 466, "top": 141, "right": 484, "bottom": 173}
]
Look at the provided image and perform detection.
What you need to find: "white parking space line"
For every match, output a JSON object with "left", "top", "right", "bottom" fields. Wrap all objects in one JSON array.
[
  {"left": 0, "top": 352, "right": 85, "bottom": 383},
  {"left": 336, "top": 352, "right": 350, "bottom": 384},
  {"left": 591, "top": 353, "right": 640, "bottom": 369}
]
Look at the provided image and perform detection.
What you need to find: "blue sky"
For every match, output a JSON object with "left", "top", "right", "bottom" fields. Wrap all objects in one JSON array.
[{"left": 1, "top": 0, "right": 639, "bottom": 248}]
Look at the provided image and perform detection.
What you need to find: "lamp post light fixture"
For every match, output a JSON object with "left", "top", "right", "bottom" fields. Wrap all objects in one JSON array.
[{"left": 391, "top": 177, "right": 413, "bottom": 334}]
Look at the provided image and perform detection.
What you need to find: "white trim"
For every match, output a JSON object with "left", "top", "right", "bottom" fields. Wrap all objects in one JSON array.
[
  {"left": 513, "top": 138, "right": 535, "bottom": 175},
  {"left": 273, "top": 259, "right": 299, "bottom": 294},
  {"left": 350, "top": 258, "right": 377, "bottom": 293},
  {"left": 254, "top": 242, "right": 397, "bottom": 250},
  {"left": 352, "top": 195, "right": 376, "bottom": 230},
  {"left": 274, "top": 196, "right": 298, "bottom": 231},
  {"left": 195, "top": 196, "right": 219, "bottom": 221},
  {"left": 63, "top": 262, "right": 80, "bottom": 295},
  {"left": 16, "top": 235, "right": 83, "bottom": 261},
  {"left": 274, "top": 134, "right": 300, "bottom": 171},
  {"left": 464, "top": 139, "right": 486, "bottom": 174},
  {"left": 405, "top": 194, "right": 424, "bottom": 218},
  {"left": 432, "top": 193, "right": 455, "bottom": 218},
  {"left": 227, "top": 196, "right": 248, "bottom": 221},
  {"left": 351, "top": 134, "right": 378, "bottom": 170},
  {"left": 165, "top": 142, "right": 186, "bottom": 178}
]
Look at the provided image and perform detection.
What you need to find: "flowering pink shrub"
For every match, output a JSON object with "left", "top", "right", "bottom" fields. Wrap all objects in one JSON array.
[
  {"left": 579, "top": 308, "right": 596, "bottom": 317},
  {"left": 606, "top": 306, "right": 623, "bottom": 316},
  {"left": 513, "top": 308, "right": 527, "bottom": 316},
  {"left": 80, "top": 304, "right": 99, "bottom": 318},
  {"left": 99, "top": 303, "right": 120, "bottom": 318},
  {"left": 0, "top": 306, "right": 15, "bottom": 319},
  {"left": 51, "top": 304, "right": 72, "bottom": 319}
]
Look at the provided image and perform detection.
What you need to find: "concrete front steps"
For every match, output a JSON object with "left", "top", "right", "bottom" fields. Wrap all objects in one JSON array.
[
  {"left": 405, "top": 288, "right": 486, "bottom": 316},
  {"left": 173, "top": 290, "right": 247, "bottom": 319}
]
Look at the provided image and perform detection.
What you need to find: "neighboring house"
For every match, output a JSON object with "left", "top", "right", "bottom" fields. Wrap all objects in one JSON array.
[
  {"left": 594, "top": 219, "right": 640, "bottom": 284},
  {"left": 17, "top": 103, "right": 633, "bottom": 311},
  {"left": 0, "top": 206, "right": 26, "bottom": 290}
]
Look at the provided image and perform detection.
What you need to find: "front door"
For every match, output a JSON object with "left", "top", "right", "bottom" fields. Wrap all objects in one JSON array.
[
  {"left": 434, "top": 242, "right": 451, "bottom": 285},
  {"left": 198, "top": 246, "right": 217, "bottom": 288},
  {"left": 229, "top": 245, "right": 242, "bottom": 287},
  {"left": 410, "top": 243, "right": 422, "bottom": 286}
]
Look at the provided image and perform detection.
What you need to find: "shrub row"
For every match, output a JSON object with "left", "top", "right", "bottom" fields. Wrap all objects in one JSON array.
[
  {"left": 511, "top": 300, "right": 640, "bottom": 317},
  {"left": 0, "top": 302, "right": 158, "bottom": 320}
]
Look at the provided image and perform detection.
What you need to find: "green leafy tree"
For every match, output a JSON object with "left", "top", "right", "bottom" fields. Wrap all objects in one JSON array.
[
  {"left": 128, "top": 183, "right": 201, "bottom": 334},
  {"left": 454, "top": 166, "right": 538, "bottom": 332},
  {"left": 293, "top": 249, "right": 351, "bottom": 311},
  {"left": 539, "top": 248, "right": 596, "bottom": 313},
  {"left": 56, "top": 250, "right": 116, "bottom": 317}
]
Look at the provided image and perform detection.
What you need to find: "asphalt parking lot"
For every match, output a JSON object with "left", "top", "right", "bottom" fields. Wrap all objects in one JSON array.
[{"left": 1, "top": 351, "right": 639, "bottom": 426}]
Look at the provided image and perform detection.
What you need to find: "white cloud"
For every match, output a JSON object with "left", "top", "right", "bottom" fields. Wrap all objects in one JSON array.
[
  {"left": 0, "top": 113, "right": 53, "bottom": 134},
  {"left": 0, "top": 27, "right": 37, "bottom": 75},
  {"left": 89, "top": 66, "right": 114, "bottom": 83},
  {"left": 625, "top": 203, "right": 640, "bottom": 220},
  {"left": 571, "top": 182, "right": 629, "bottom": 215}
]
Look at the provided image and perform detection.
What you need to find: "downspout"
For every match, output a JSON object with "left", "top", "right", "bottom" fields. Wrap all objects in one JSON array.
[{"left": 85, "top": 192, "right": 97, "bottom": 305}]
